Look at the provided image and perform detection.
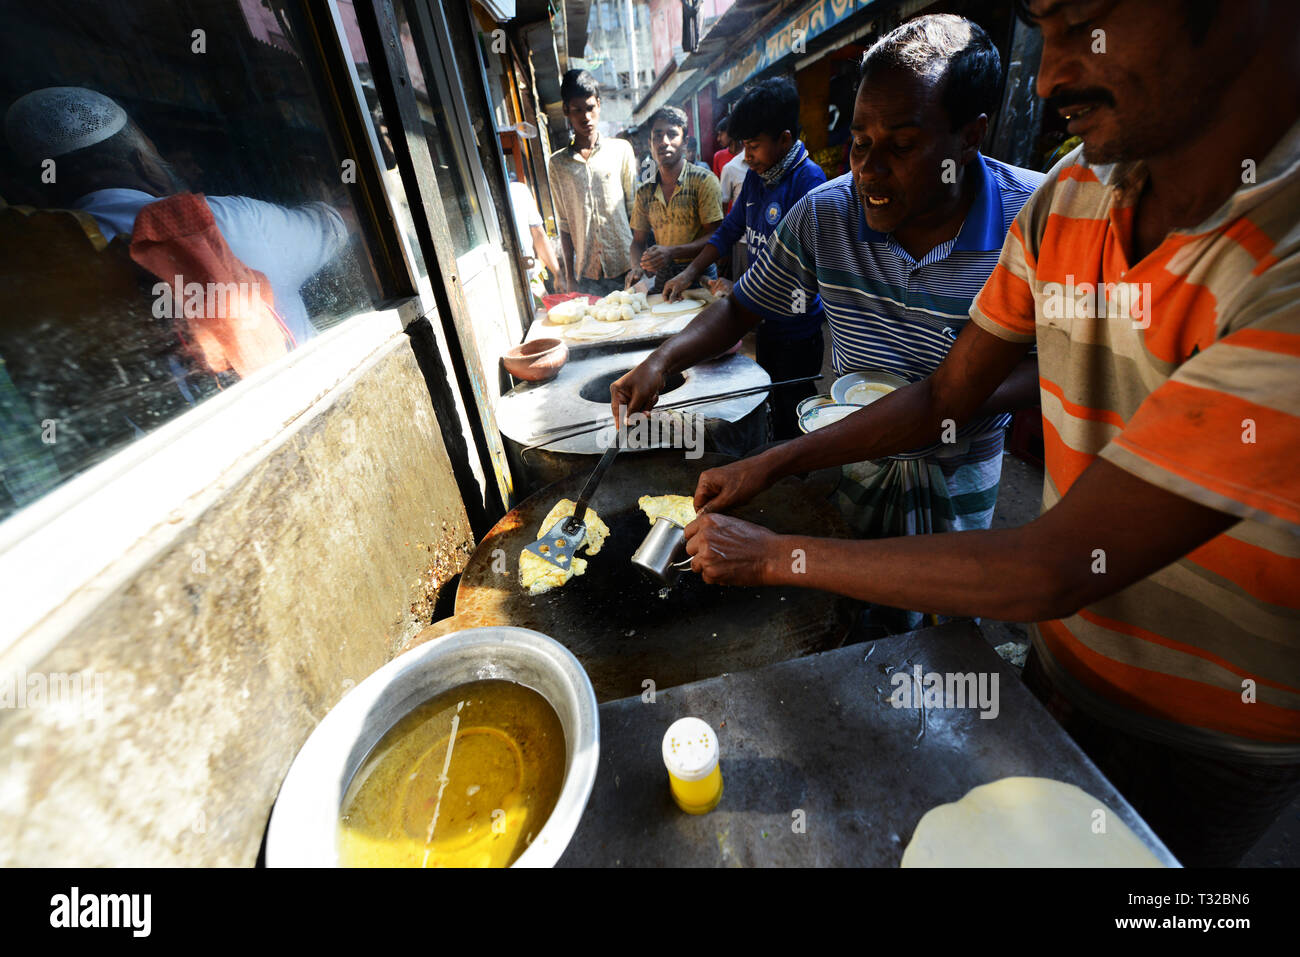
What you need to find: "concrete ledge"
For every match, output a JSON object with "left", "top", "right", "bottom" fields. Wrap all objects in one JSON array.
[{"left": 0, "top": 342, "right": 473, "bottom": 866}]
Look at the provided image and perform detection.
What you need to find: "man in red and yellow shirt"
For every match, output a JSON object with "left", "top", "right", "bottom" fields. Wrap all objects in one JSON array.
[{"left": 678, "top": 0, "right": 1300, "bottom": 865}]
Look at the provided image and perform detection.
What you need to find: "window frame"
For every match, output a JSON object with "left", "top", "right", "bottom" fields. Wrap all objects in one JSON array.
[
  {"left": 355, "top": 0, "right": 520, "bottom": 512},
  {"left": 408, "top": 0, "right": 506, "bottom": 282}
]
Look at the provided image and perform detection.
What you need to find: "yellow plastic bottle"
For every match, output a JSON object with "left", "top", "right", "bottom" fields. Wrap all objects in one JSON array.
[{"left": 662, "top": 717, "right": 723, "bottom": 814}]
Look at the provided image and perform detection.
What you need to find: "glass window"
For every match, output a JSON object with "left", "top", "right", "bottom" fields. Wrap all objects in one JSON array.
[
  {"left": 390, "top": 0, "right": 489, "bottom": 259},
  {"left": 0, "top": 0, "right": 381, "bottom": 522}
]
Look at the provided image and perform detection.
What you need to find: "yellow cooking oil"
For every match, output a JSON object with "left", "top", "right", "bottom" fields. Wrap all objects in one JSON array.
[
  {"left": 338, "top": 679, "right": 565, "bottom": 867},
  {"left": 669, "top": 763, "right": 724, "bottom": 814},
  {"left": 662, "top": 717, "right": 723, "bottom": 814}
]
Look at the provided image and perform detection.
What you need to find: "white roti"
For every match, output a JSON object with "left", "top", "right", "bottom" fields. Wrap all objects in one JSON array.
[
  {"left": 900, "top": 777, "right": 1167, "bottom": 868},
  {"left": 563, "top": 320, "right": 623, "bottom": 342},
  {"left": 651, "top": 299, "right": 704, "bottom": 316}
]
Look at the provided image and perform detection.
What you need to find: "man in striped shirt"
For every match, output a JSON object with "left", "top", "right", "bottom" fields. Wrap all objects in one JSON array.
[
  {"left": 684, "top": 0, "right": 1300, "bottom": 865},
  {"left": 614, "top": 15, "right": 1043, "bottom": 628}
]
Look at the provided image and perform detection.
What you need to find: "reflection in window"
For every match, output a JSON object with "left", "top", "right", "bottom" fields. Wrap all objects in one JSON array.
[{"left": 0, "top": 0, "right": 380, "bottom": 521}]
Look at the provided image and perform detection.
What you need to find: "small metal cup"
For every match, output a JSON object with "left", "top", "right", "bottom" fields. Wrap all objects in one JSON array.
[{"left": 631, "top": 517, "right": 689, "bottom": 585}]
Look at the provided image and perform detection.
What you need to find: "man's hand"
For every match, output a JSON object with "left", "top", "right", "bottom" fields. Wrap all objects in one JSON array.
[
  {"left": 694, "top": 455, "right": 778, "bottom": 513},
  {"left": 610, "top": 355, "right": 667, "bottom": 423},
  {"left": 641, "top": 245, "right": 672, "bottom": 273},
  {"left": 625, "top": 265, "right": 645, "bottom": 289},
  {"left": 706, "top": 277, "right": 733, "bottom": 298},
  {"left": 683, "top": 513, "right": 781, "bottom": 586},
  {"left": 552, "top": 272, "right": 569, "bottom": 294},
  {"left": 662, "top": 270, "right": 696, "bottom": 302}
]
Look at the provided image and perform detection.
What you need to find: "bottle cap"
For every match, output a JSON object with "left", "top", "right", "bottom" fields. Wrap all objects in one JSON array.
[{"left": 661, "top": 717, "right": 719, "bottom": 782}]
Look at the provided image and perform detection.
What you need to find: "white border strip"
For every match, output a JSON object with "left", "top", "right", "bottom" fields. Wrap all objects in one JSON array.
[{"left": 0, "top": 307, "right": 407, "bottom": 663}]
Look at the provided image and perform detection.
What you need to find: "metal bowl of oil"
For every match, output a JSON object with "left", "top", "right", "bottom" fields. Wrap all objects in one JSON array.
[{"left": 266, "top": 626, "right": 599, "bottom": 868}]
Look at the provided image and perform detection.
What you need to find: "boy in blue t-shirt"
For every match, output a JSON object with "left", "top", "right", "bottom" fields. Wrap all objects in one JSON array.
[{"left": 663, "top": 77, "right": 827, "bottom": 437}]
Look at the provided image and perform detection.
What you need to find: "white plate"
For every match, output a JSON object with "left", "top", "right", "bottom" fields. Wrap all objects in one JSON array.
[{"left": 799, "top": 403, "right": 860, "bottom": 433}]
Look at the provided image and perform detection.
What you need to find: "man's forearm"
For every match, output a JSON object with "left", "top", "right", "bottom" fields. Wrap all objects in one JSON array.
[
  {"left": 758, "top": 455, "right": 1237, "bottom": 621},
  {"left": 765, "top": 524, "right": 1066, "bottom": 622},
  {"left": 759, "top": 343, "right": 1035, "bottom": 481},
  {"left": 678, "top": 242, "right": 722, "bottom": 283},
  {"left": 532, "top": 226, "right": 560, "bottom": 277},
  {"left": 972, "top": 355, "right": 1039, "bottom": 417},
  {"left": 759, "top": 379, "right": 951, "bottom": 481},
  {"left": 650, "top": 297, "right": 758, "bottom": 376},
  {"left": 671, "top": 236, "right": 716, "bottom": 264}
]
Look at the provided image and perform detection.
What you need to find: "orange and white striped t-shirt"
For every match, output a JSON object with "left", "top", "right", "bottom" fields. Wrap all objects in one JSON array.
[{"left": 971, "top": 126, "right": 1300, "bottom": 762}]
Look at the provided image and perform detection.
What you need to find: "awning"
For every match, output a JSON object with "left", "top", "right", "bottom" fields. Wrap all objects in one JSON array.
[
  {"left": 632, "top": 52, "right": 689, "bottom": 120},
  {"left": 563, "top": 0, "right": 591, "bottom": 59},
  {"left": 477, "top": 0, "right": 517, "bottom": 21},
  {"left": 519, "top": 18, "right": 565, "bottom": 128},
  {"left": 716, "top": 0, "right": 885, "bottom": 95},
  {"left": 677, "top": 0, "right": 789, "bottom": 74},
  {"left": 673, "top": 0, "right": 891, "bottom": 104}
]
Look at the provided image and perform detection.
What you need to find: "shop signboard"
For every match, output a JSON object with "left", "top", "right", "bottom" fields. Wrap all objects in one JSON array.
[{"left": 716, "top": 0, "right": 874, "bottom": 95}]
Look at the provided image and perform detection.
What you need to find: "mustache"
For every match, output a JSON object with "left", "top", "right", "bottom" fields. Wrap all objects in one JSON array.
[{"left": 1044, "top": 87, "right": 1116, "bottom": 114}]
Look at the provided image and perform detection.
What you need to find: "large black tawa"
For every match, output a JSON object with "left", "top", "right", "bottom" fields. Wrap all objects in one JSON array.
[{"left": 455, "top": 450, "right": 855, "bottom": 701}]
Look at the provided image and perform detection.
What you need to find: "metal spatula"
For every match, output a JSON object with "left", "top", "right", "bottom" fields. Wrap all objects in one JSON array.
[{"left": 523, "top": 443, "right": 621, "bottom": 569}]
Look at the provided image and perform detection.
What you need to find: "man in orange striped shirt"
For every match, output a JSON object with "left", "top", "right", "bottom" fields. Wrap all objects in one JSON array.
[{"left": 681, "top": 0, "right": 1300, "bottom": 865}]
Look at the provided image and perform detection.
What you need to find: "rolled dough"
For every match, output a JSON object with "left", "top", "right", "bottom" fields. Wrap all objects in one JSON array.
[
  {"left": 651, "top": 299, "right": 704, "bottom": 316},
  {"left": 562, "top": 320, "right": 623, "bottom": 342},
  {"left": 900, "top": 777, "right": 1168, "bottom": 868}
]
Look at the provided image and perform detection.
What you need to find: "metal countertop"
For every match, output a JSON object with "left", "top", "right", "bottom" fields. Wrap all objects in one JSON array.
[{"left": 558, "top": 620, "right": 1180, "bottom": 867}]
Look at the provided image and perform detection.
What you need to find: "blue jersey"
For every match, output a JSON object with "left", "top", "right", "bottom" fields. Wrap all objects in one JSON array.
[{"left": 708, "top": 152, "right": 827, "bottom": 341}]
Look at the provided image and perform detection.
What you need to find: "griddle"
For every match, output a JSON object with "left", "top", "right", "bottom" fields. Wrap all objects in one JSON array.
[{"left": 455, "top": 451, "right": 855, "bottom": 701}]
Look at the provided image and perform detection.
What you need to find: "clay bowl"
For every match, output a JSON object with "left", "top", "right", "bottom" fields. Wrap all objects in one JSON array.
[{"left": 503, "top": 338, "right": 569, "bottom": 382}]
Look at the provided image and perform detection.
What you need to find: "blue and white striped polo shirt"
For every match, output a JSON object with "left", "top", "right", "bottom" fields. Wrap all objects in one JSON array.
[{"left": 733, "top": 153, "right": 1045, "bottom": 444}]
